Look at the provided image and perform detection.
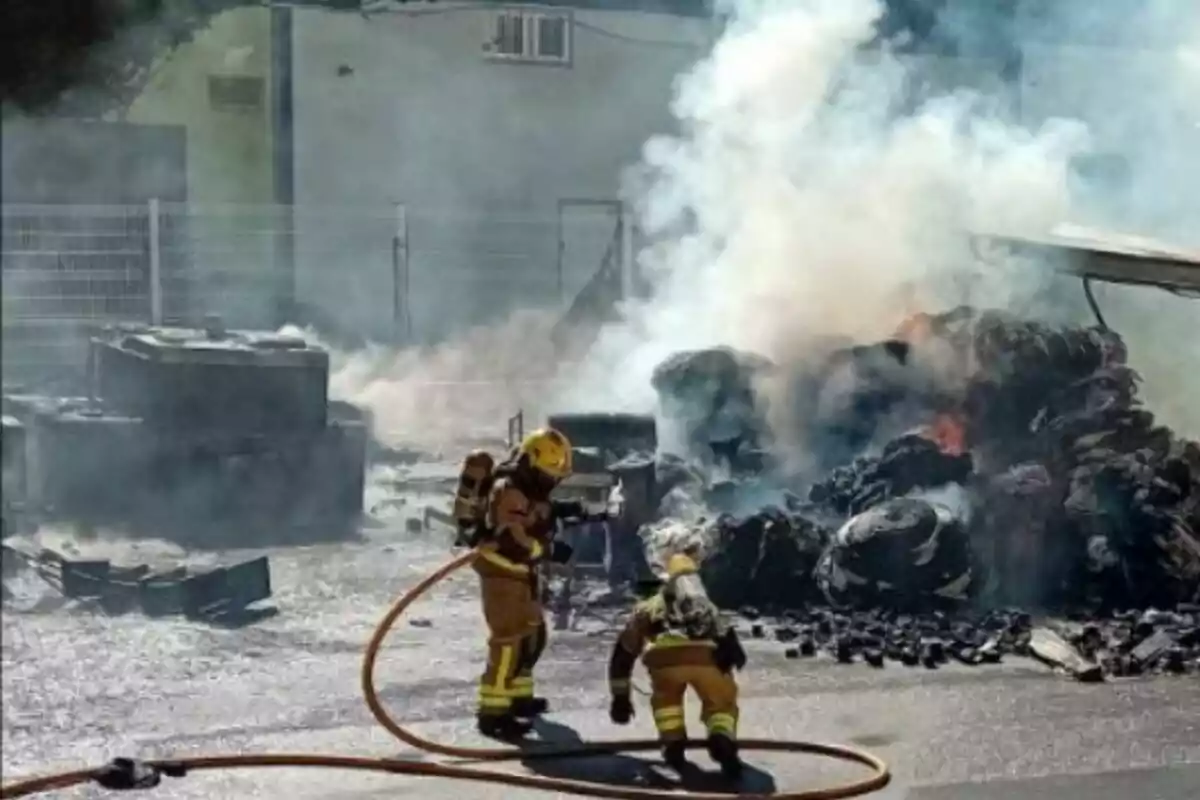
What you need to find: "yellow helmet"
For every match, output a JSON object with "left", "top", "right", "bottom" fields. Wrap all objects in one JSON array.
[
  {"left": 518, "top": 428, "right": 573, "bottom": 481},
  {"left": 665, "top": 553, "right": 698, "bottom": 578}
]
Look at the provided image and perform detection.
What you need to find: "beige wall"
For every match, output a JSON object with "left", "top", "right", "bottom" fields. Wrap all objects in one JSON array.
[
  {"left": 126, "top": 7, "right": 274, "bottom": 205},
  {"left": 291, "top": 3, "right": 712, "bottom": 341}
]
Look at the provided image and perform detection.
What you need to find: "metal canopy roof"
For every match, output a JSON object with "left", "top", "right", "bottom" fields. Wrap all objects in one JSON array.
[{"left": 973, "top": 224, "right": 1200, "bottom": 294}]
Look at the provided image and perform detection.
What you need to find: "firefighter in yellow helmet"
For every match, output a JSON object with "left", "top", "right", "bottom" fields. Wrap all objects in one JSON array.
[
  {"left": 607, "top": 553, "right": 748, "bottom": 778},
  {"left": 473, "top": 427, "right": 575, "bottom": 739}
]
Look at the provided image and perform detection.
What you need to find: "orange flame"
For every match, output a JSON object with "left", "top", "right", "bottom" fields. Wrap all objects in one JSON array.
[
  {"left": 921, "top": 412, "right": 967, "bottom": 456},
  {"left": 894, "top": 312, "right": 935, "bottom": 344}
]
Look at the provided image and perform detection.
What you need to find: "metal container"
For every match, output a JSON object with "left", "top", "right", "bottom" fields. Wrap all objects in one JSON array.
[
  {"left": 142, "top": 417, "right": 367, "bottom": 533},
  {"left": 92, "top": 325, "right": 329, "bottom": 432},
  {"left": 2, "top": 415, "right": 26, "bottom": 526},
  {"left": 19, "top": 396, "right": 155, "bottom": 518},
  {"left": 6, "top": 394, "right": 364, "bottom": 535},
  {"left": 547, "top": 412, "right": 657, "bottom": 454}
]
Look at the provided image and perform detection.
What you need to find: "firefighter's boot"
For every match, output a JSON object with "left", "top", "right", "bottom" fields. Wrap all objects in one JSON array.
[
  {"left": 476, "top": 713, "right": 533, "bottom": 741},
  {"left": 662, "top": 740, "right": 689, "bottom": 772},
  {"left": 707, "top": 733, "right": 743, "bottom": 780},
  {"left": 511, "top": 621, "right": 549, "bottom": 719},
  {"left": 509, "top": 696, "right": 549, "bottom": 718}
]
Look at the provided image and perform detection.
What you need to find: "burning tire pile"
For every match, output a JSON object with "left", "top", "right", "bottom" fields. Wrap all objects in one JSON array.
[{"left": 647, "top": 306, "right": 1200, "bottom": 678}]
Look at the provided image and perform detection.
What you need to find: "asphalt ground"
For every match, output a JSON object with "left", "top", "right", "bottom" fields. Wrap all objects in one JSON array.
[{"left": 3, "top": 529, "right": 1198, "bottom": 799}]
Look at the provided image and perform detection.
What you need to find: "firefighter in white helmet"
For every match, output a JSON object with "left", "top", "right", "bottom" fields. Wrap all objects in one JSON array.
[{"left": 606, "top": 553, "right": 748, "bottom": 778}]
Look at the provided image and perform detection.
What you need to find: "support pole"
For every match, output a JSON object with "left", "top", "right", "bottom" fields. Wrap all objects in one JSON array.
[
  {"left": 555, "top": 204, "right": 566, "bottom": 307},
  {"left": 619, "top": 203, "right": 634, "bottom": 301},
  {"left": 148, "top": 198, "right": 162, "bottom": 324},
  {"left": 271, "top": 3, "right": 296, "bottom": 327},
  {"left": 392, "top": 203, "right": 411, "bottom": 344}
]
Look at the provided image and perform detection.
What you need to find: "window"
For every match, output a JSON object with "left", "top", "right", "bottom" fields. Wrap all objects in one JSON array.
[
  {"left": 494, "top": 12, "right": 525, "bottom": 57},
  {"left": 535, "top": 14, "right": 567, "bottom": 60},
  {"left": 488, "top": 10, "right": 571, "bottom": 64},
  {"left": 207, "top": 75, "right": 264, "bottom": 112}
]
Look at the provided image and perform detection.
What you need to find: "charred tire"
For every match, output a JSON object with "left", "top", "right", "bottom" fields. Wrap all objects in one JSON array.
[{"left": 816, "top": 498, "right": 976, "bottom": 611}]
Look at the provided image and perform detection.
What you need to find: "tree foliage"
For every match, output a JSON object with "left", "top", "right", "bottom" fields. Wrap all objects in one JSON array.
[
  {"left": 0, "top": 1, "right": 265, "bottom": 116},
  {"left": 1, "top": 1, "right": 1030, "bottom": 118}
]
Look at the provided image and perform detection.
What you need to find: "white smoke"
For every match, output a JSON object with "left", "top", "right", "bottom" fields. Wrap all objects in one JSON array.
[
  {"left": 1185, "top": 33, "right": 1200, "bottom": 83},
  {"left": 281, "top": 311, "right": 562, "bottom": 453},
  {"left": 289, "top": 0, "right": 1200, "bottom": 453},
  {"left": 1017, "top": 0, "right": 1200, "bottom": 437},
  {"left": 559, "top": 0, "right": 1091, "bottom": 426},
  {"left": 639, "top": 516, "right": 720, "bottom": 575},
  {"left": 908, "top": 482, "right": 974, "bottom": 526}
]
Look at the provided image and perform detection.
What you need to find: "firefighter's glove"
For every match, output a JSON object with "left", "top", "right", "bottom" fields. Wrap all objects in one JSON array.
[
  {"left": 454, "top": 525, "right": 482, "bottom": 549},
  {"left": 609, "top": 694, "right": 634, "bottom": 725},
  {"left": 549, "top": 541, "right": 574, "bottom": 564},
  {"left": 714, "top": 628, "right": 747, "bottom": 674},
  {"left": 552, "top": 500, "right": 585, "bottom": 520}
]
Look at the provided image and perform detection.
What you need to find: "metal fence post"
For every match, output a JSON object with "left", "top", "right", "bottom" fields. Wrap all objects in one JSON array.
[
  {"left": 392, "top": 202, "right": 411, "bottom": 344},
  {"left": 555, "top": 203, "right": 566, "bottom": 306},
  {"left": 619, "top": 202, "right": 634, "bottom": 302},
  {"left": 148, "top": 197, "right": 163, "bottom": 324}
]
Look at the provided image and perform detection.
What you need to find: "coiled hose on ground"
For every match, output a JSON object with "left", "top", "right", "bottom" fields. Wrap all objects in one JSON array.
[{"left": 0, "top": 550, "right": 891, "bottom": 799}]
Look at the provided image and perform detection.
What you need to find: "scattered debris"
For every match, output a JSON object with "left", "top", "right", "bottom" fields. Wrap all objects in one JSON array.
[
  {"left": 1029, "top": 626, "right": 1104, "bottom": 682},
  {"left": 731, "top": 602, "right": 1198, "bottom": 680},
  {"left": 2, "top": 546, "right": 276, "bottom": 627}
]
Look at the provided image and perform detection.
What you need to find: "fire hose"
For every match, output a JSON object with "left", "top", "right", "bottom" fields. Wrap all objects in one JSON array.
[{"left": 0, "top": 551, "right": 891, "bottom": 800}]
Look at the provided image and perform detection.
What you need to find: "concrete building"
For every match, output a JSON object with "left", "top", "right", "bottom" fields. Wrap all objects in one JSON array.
[
  {"left": 289, "top": 1, "right": 716, "bottom": 343},
  {"left": 125, "top": 6, "right": 276, "bottom": 206},
  {"left": 116, "top": 7, "right": 286, "bottom": 330}
]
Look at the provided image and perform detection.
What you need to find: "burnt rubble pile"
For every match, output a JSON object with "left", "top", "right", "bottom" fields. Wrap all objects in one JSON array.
[
  {"left": 661, "top": 306, "right": 1200, "bottom": 616},
  {"left": 651, "top": 347, "right": 775, "bottom": 469},
  {"left": 701, "top": 507, "right": 827, "bottom": 611},
  {"left": 735, "top": 603, "right": 1200, "bottom": 678},
  {"left": 950, "top": 311, "right": 1200, "bottom": 611},
  {"left": 808, "top": 434, "right": 973, "bottom": 516}
]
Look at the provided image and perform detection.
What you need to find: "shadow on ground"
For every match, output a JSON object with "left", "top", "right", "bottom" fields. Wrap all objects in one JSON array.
[{"left": 518, "top": 718, "right": 778, "bottom": 795}]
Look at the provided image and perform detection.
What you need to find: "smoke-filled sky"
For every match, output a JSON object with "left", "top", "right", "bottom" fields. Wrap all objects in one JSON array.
[
  {"left": 325, "top": 0, "right": 1199, "bottom": 451},
  {"left": 564, "top": 0, "right": 1080, "bottom": 411},
  {"left": 548, "top": 0, "right": 1199, "bottom": 439}
]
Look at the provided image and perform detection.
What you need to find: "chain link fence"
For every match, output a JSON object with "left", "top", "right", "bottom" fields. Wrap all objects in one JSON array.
[
  {"left": 1, "top": 199, "right": 626, "bottom": 389},
  {"left": 1, "top": 204, "right": 152, "bottom": 389}
]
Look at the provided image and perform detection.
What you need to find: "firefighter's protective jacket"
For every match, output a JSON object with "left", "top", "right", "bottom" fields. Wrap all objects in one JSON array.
[
  {"left": 474, "top": 475, "right": 555, "bottom": 577},
  {"left": 608, "top": 592, "right": 727, "bottom": 695}
]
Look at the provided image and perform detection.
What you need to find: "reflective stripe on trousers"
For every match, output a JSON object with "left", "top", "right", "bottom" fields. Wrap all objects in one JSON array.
[
  {"left": 647, "top": 663, "right": 739, "bottom": 743},
  {"left": 706, "top": 711, "right": 737, "bottom": 737},
  {"left": 478, "top": 641, "right": 519, "bottom": 716},
  {"left": 653, "top": 705, "right": 686, "bottom": 734}
]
